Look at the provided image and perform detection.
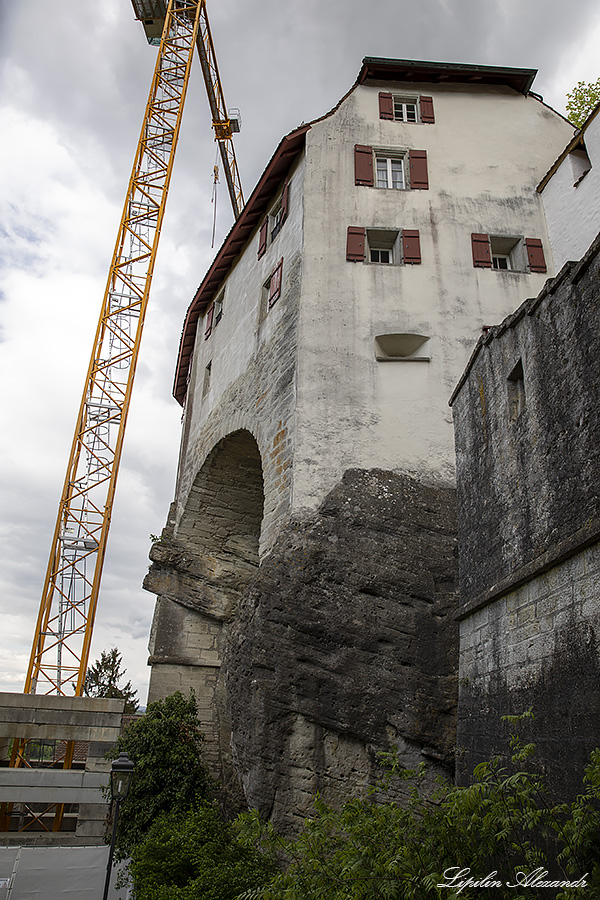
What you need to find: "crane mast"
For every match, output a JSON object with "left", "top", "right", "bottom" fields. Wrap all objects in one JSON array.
[{"left": 23, "top": 0, "right": 242, "bottom": 704}]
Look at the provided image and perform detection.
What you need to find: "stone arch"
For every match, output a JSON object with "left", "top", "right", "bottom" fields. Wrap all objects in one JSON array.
[
  {"left": 175, "top": 429, "right": 264, "bottom": 615},
  {"left": 145, "top": 430, "right": 264, "bottom": 805}
]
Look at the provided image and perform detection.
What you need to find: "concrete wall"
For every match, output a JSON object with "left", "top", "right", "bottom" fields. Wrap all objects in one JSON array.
[
  {"left": 541, "top": 110, "right": 600, "bottom": 271},
  {"left": 452, "top": 236, "right": 600, "bottom": 792},
  {"left": 294, "top": 82, "right": 573, "bottom": 512},
  {"left": 0, "top": 693, "right": 124, "bottom": 840}
]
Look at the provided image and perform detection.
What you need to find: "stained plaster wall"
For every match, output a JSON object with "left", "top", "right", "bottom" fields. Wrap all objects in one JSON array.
[
  {"left": 541, "top": 110, "right": 600, "bottom": 271},
  {"left": 174, "top": 153, "right": 306, "bottom": 559},
  {"left": 293, "top": 81, "right": 573, "bottom": 511}
]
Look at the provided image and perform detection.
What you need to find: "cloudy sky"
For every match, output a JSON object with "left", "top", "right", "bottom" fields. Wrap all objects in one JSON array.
[{"left": 1, "top": 0, "right": 598, "bottom": 702}]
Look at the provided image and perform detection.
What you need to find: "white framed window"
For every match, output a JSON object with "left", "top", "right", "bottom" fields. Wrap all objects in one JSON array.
[
  {"left": 375, "top": 155, "right": 406, "bottom": 190},
  {"left": 393, "top": 97, "right": 418, "bottom": 122}
]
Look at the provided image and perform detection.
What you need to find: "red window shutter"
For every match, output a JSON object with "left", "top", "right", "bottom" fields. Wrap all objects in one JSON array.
[
  {"left": 204, "top": 303, "right": 215, "bottom": 339},
  {"left": 379, "top": 92, "right": 394, "bottom": 120},
  {"left": 354, "top": 145, "right": 374, "bottom": 186},
  {"left": 402, "top": 230, "right": 421, "bottom": 264},
  {"left": 420, "top": 96, "right": 435, "bottom": 123},
  {"left": 281, "top": 180, "right": 289, "bottom": 224},
  {"left": 409, "top": 150, "right": 429, "bottom": 189},
  {"left": 525, "top": 238, "right": 547, "bottom": 273},
  {"left": 471, "top": 234, "right": 492, "bottom": 268},
  {"left": 257, "top": 219, "right": 268, "bottom": 259},
  {"left": 268, "top": 259, "right": 283, "bottom": 307},
  {"left": 346, "top": 226, "right": 365, "bottom": 262}
]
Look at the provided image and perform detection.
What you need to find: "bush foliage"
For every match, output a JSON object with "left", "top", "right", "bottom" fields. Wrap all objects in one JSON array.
[
  {"left": 257, "top": 715, "right": 600, "bottom": 899},
  {"left": 109, "top": 690, "right": 214, "bottom": 858},
  {"left": 128, "top": 803, "right": 278, "bottom": 900},
  {"left": 113, "top": 703, "right": 600, "bottom": 899}
]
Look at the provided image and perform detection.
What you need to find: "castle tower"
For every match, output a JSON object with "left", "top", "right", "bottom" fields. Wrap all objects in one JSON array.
[{"left": 144, "top": 58, "right": 573, "bottom": 826}]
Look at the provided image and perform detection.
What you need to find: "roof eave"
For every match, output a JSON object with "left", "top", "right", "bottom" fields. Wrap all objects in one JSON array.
[{"left": 359, "top": 57, "right": 537, "bottom": 95}]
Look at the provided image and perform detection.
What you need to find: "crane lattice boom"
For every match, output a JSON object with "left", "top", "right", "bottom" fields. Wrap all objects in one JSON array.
[{"left": 25, "top": 0, "right": 204, "bottom": 699}]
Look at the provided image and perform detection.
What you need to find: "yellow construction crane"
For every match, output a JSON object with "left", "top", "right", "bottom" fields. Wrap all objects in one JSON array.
[{"left": 9, "top": 0, "right": 242, "bottom": 781}]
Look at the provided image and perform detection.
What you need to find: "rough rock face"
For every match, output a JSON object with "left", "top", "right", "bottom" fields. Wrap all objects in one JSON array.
[{"left": 224, "top": 468, "right": 458, "bottom": 830}]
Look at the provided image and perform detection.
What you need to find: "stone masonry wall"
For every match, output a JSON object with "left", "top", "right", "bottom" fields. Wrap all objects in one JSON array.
[
  {"left": 458, "top": 541, "right": 600, "bottom": 794},
  {"left": 452, "top": 235, "right": 600, "bottom": 793},
  {"left": 452, "top": 236, "right": 600, "bottom": 606}
]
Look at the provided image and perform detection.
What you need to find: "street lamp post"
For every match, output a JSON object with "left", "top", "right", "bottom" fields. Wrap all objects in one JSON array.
[{"left": 102, "top": 752, "right": 134, "bottom": 900}]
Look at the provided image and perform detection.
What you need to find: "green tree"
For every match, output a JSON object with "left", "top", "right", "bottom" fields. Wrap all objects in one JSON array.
[
  {"left": 128, "top": 804, "right": 279, "bottom": 900},
  {"left": 109, "top": 690, "right": 214, "bottom": 859},
  {"left": 566, "top": 78, "right": 600, "bottom": 127},
  {"left": 84, "top": 647, "right": 139, "bottom": 713}
]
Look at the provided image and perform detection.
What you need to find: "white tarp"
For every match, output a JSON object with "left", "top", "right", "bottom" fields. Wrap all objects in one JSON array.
[{"left": 0, "top": 847, "right": 130, "bottom": 899}]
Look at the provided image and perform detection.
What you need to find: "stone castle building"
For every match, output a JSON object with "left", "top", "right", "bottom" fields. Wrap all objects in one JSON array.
[{"left": 143, "top": 57, "right": 576, "bottom": 826}]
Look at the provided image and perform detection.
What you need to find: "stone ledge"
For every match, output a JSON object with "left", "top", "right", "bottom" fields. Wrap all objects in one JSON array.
[
  {"left": 456, "top": 521, "right": 600, "bottom": 621},
  {"left": 147, "top": 655, "right": 221, "bottom": 669}
]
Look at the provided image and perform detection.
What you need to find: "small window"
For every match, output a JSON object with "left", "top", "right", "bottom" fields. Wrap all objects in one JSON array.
[
  {"left": 202, "top": 361, "right": 212, "bottom": 398},
  {"left": 204, "top": 290, "right": 224, "bottom": 339},
  {"left": 490, "top": 236, "right": 525, "bottom": 271},
  {"left": 394, "top": 98, "right": 418, "bottom": 123},
  {"left": 258, "top": 182, "right": 289, "bottom": 257},
  {"left": 569, "top": 145, "right": 592, "bottom": 186},
  {"left": 355, "top": 146, "right": 428, "bottom": 190},
  {"left": 214, "top": 291, "right": 224, "bottom": 325},
  {"left": 376, "top": 155, "right": 406, "bottom": 190},
  {"left": 263, "top": 258, "right": 283, "bottom": 310},
  {"left": 367, "top": 229, "right": 400, "bottom": 264},
  {"left": 379, "top": 93, "right": 435, "bottom": 123},
  {"left": 507, "top": 359, "right": 525, "bottom": 421},
  {"left": 348, "top": 227, "right": 421, "bottom": 264},
  {"left": 270, "top": 198, "right": 284, "bottom": 241},
  {"left": 472, "top": 234, "right": 544, "bottom": 273}
]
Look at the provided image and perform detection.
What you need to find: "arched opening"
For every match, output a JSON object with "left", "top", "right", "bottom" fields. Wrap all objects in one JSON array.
[{"left": 176, "top": 429, "right": 264, "bottom": 615}]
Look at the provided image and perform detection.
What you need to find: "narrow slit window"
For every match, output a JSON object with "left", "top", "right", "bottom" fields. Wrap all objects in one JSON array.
[
  {"left": 203, "top": 361, "right": 212, "bottom": 398},
  {"left": 507, "top": 359, "right": 525, "bottom": 421}
]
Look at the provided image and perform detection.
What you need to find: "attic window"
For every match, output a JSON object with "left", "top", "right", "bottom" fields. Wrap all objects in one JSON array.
[
  {"left": 394, "top": 98, "right": 418, "bottom": 122},
  {"left": 378, "top": 93, "right": 435, "bottom": 123},
  {"left": 375, "top": 333, "right": 430, "bottom": 361}
]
